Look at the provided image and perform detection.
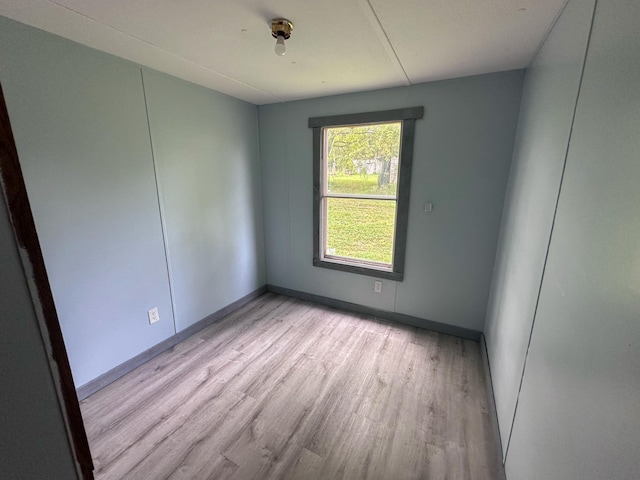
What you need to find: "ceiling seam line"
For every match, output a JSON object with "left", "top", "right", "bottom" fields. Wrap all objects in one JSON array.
[
  {"left": 45, "top": 0, "right": 283, "bottom": 102},
  {"left": 527, "top": 0, "right": 572, "bottom": 67},
  {"left": 361, "top": 0, "right": 412, "bottom": 85}
]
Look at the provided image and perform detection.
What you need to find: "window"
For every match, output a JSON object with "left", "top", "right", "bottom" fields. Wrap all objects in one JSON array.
[{"left": 309, "top": 107, "right": 423, "bottom": 280}]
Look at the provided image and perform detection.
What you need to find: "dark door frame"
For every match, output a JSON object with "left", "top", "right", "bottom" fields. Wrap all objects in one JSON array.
[{"left": 0, "top": 83, "right": 94, "bottom": 478}]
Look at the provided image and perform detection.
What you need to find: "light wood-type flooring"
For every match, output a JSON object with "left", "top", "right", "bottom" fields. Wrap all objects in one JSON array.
[{"left": 80, "top": 293, "right": 504, "bottom": 480}]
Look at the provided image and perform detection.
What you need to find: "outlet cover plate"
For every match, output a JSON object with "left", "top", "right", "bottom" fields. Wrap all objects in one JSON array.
[{"left": 148, "top": 307, "right": 160, "bottom": 324}]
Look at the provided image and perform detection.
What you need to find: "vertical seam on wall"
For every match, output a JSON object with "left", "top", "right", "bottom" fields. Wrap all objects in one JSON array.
[
  {"left": 285, "top": 119, "right": 292, "bottom": 278},
  {"left": 256, "top": 108, "right": 268, "bottom": 283},
  {"left": 140, "top": 68, "right": 178, "bottom": 335},
  {"left": 503, "top": 0, "right": 598, "bottom": 464}
]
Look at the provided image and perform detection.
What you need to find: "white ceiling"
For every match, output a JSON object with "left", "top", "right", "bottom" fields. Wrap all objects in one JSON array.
[{"left": 0, "top": 0, "right": 567, "bottom": 105}]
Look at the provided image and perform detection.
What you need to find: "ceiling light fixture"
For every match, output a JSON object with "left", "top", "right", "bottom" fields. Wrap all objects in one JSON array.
[{"left": 271, "top": 18, "right": 293, "bottom": 56}]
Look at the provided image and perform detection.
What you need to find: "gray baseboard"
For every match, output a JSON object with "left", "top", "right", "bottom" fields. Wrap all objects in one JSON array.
[
  {"left": 78, "top": 284, "right": 481, "bottom": 400},
  {"left": 76, "top": 285, "right": 267, "bottom": 400},
  {"left": 480, "top": 334, "right": 507, "bottom": 479},
  {"left": 266, "top": 284, "right": 481, "bottom": 341}
]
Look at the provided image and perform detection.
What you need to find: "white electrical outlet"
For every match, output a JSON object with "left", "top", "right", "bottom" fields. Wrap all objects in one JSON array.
[
  {"left": 148, "top": 307, "right": 160, "bottom": 324},
  {"left": 374, "top": 280, "right": 383, "bottom": 293}
]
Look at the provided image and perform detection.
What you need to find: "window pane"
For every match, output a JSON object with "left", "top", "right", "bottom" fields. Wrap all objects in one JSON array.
[
  {"left": 325, "top": 197, "right": 396, "bottom": 265},
  {"left": 325, "top": 123, "right": 401, "bottom": 196}
]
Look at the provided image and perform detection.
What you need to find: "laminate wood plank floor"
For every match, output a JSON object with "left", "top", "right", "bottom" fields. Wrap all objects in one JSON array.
[{"left": 80, "top": 293, "right": 504, "bottom": 480}]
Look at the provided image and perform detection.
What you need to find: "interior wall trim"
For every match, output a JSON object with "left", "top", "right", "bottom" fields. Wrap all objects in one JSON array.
[
  {"left": 267, "top": 284, "right": 481, "bottom": 341},
  {"left": 76, "top": 285, "right": 267, "bottom": 400}
]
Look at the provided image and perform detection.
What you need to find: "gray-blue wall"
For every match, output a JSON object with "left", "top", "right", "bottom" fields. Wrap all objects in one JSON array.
[
  {"left": 6, "top": 4, "right": 639, "bottom": 477},
  {"left": 142, "top": 69, "right": 265, "bottom": 332},
  {"left": 0, "top": 16, "right": 265, "bottom": 387},
  {"left": 484, "top": 0, "right": 596, "bottom": 453},
  {"left": 259, "top": 73, "right": 523, "bottom": 332},
  {"left": 486, "top": 0, "right": 640, "bottom": 478}
]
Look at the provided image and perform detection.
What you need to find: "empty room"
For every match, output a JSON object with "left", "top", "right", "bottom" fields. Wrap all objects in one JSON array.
[{"left": 1, "top": 0, "right": 638, "bottom": 479}]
